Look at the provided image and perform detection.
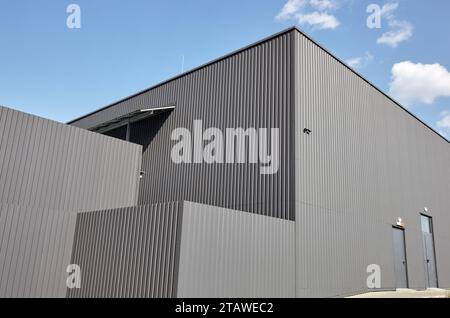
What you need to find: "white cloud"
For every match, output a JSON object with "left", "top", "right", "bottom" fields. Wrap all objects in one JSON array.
[
  {"left": 310, "top": 0, "right": 337, "bottom": 10},
  {"left": 276, "top": 0, "right": 340, "bottom": 30},
  {"left": 345, "top": 52, "right": 374, "bottom": 69},
  {"left": 376, "top": 2, "right": 413, "bottom": 47},
  {"left": 377, "top": 21, "right": 413, "bottom": 48},
  {"left": 298, "top": 11, "right": 340, "bottom": 29},
  {"left": 389, "top": 61, "right": 450, "bottom": 106},
  {"left": 437, "top": 111, "right": 450, "bottom": 140},
  {"left": 437, "top": 111, "right": 450, "bottom": 129},
  {"left": 380, "top": 2, "right": 399, "bottom": 18},
  {"left": 276, "top": 0, "right": 306, "bottom": 20},
  {"left": 346, "top": 57, "right": 363, "bottom": 69}
]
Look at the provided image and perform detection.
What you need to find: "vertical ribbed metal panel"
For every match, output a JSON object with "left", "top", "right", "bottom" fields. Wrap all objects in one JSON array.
[
  {"left": 293, "top": 30, "right": 450, "bottom": 297},
  {"left": 70, "top": 33, "right": 295, "bottom": 220},
  {"left": 0, "top": 204, "right": 76, "bottom": 297},
  {"left": 67, "top": 202, "right": 182, "bottom": 298},
  {"left": 177, "top": 201, "right": 295, "bottom": 298},
  {"left": 0, "top": 106, "right": 142, "bottom": 211},
  {"left": 0, "top": 106, "right": 142, "bottom": 297}
]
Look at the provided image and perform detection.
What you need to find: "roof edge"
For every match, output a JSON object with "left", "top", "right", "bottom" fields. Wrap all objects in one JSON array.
[
  {"left": 67, "top": 26, "right": 298, "bottom": 125},
  {"left": 290, "top": 27, "right": 449, "bottom": 145},
  {"left": 67, "top": 26, "right": 449, "bottom": 145}
]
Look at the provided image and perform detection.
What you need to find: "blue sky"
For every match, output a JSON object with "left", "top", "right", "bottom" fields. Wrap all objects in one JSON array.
[{"left": 0, "top": 0, "right": 449, "bottom": 139}]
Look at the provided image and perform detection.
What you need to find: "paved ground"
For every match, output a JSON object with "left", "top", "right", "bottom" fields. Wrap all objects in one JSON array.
[{"left": 349, "top": 288, "right": 450, "bottom": 298}]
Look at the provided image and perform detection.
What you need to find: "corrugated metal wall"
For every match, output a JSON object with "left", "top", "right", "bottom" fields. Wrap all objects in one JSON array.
[
  {"left": 294, "top": 30, "right": 450, "bottom": 297},
  {"left": 0, "top": 204, "right": 76, "bottom": 297},
  {"left": 0, "top": 106, "right": 142, "bottom": 297},
  {"left": 70, "top": 32, "right": 295, "bottom": 220},
  {"left": 67, "top": 202, "right": 182, "bottom": 298},
  {"left": 36, "top": 28, "right": 449, "bottom": 298},
  {"left": 0, "top": 106, "right": 142, "bottom": 211},
  {"left": 177, "top": 201, "right": 295, "bottom": 298}
]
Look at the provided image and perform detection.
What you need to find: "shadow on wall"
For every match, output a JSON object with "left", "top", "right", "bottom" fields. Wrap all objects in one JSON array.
[
  {"left": 103, "top": 111, "right": 171, "bottom": 153},
  {"left": 130, "top": 112, "right": 171, "bottom": 152}
]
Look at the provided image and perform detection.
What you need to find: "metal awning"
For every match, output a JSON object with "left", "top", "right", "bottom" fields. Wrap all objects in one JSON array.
[{"left": 90, "top": 105, "right": 175, "bottom": 134}]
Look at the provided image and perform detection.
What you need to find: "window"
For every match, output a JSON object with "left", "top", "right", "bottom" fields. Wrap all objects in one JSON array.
[{"left": 421, "top": 214, "right": 432, "bottom": 233}]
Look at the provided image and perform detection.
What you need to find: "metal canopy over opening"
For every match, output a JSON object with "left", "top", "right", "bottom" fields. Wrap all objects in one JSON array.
[{"left": 90, "top": 105, "right": 175, "bottom": 135}]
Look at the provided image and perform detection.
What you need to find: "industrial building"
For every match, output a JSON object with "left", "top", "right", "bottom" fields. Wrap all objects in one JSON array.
[{"left": 0, "top": 27, "right": 449, "bottom": 298}]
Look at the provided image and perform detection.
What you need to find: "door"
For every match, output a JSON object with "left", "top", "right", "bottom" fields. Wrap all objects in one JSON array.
[
  {"left": 421, "top": 215, "right": 438, "bottom": 288},
  {"left": 392, "top": 227, "right": 408, "bottom": 288}
]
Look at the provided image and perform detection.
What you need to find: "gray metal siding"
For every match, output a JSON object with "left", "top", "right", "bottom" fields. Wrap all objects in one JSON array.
[
  {"left": 67, "top": 202, "right": 182, "bottom": 298},
  {"left": 0, "top": 204, "right": 77, "bottom": 297},
  {"left": 0, "top": 106, "right": 142, "bottom": 211},
  {"left": 0, "top": 106, "right": 142, "bottom": 297},
  {"left": 4, "top": 27, "right": 447, "bottom": 299},
  {"left": 294, "top": 30, "right": 450, "bottom": 296},
  {"left": 70, "top": 33, "right": 295, "bottom": 220},
  {"left": 177, "top": 201, "right": 295, "bottom": 298}
]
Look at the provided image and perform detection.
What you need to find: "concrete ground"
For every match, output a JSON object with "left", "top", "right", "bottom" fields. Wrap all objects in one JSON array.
[{"left": 349, "top": 288, "right": 450, "bottom": 298}]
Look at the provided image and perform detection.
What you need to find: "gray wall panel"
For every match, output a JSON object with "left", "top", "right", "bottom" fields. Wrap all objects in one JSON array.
[
  {"left": 177, "top": 201, "right": 295, "bottom": 298},
  {"left": 0, "top": 106, "right": 142, "bottom": 211},
  {"left": 67, "top": 202, "right": 182, "bottom": 298},
  {"left": 0, "top": 106, "right": 142, "bottom": 297},
  {"left": 294, "top": 30, "right": 450, "bottom": 297},
  {"left": 4, "top": 27, "right": 446, "bottom": 298},
  {"left": 70, "top": 33, "right": 295, "bottom": 220},
  {"left": 0, "top": 204, "right": 77, "bottom": 297},
  {"left": 295, "top": 202, "right": 396, "bottom": 297}
]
